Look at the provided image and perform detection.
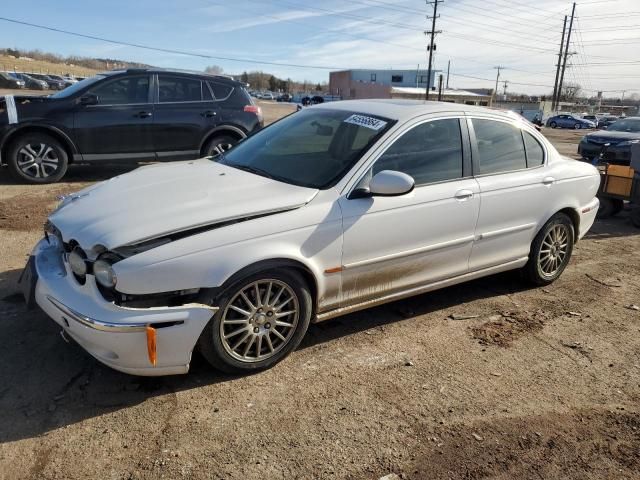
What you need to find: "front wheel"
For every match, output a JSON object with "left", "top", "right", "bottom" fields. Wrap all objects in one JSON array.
[
  {"left": 198, "top": 269, "right": 312, "bottom": 374},
  {"left": 550, "top": 121, "right": 557, "bottom": 129},
  {"left": 7, "top": 133, "right": 68, "bottom": 183},
  {"left": 522, "top": 213, "right": 574, "bottom": 286}
]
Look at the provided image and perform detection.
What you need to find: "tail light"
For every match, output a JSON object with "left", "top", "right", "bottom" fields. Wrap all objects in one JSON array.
[{"left": 244, "top": 105, "right": 262, "bottom": 117}]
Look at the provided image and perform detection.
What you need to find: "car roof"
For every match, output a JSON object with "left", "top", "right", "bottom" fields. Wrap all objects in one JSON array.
[
  {"left": 308, "top": 99, "right": 525, "bottom": 122},
  {"left": 100, "top": 68, "right": 240, "bottom": 85}
]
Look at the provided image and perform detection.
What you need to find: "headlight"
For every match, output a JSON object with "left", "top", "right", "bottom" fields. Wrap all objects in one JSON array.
[
  {"left": 94, "top": 259, "right": 117, "bottom": 288},
  {"left": 68, "top": 248, "right": 87, "bottom": 277}
]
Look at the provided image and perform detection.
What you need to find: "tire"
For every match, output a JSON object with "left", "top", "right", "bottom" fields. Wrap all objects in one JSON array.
[
  {"left": 550, "top": 121, "right": 557, "bottom": 129},
  {"left": 522, "top": 213, "right": 574, "bottom": 286},
  {"left": 7, "top": 133, "right": 68, "bottom": 183},
  {"left": 574, "top": 123, "right": 581, "bottom": 129},
  {"left": 596, "top": 197, "right": 615, "bottom": 219},
  {"left": 198, "top": 269, "right": 312, "bottom": 374},
  {"left": 202, "top": 134, "right": 239, "bottom": 157},
  {"left": 611, "top": 199, "right": 624, "bottom": 216},
  {"left": 631, "top": 208, "right": 640, "bottom": 229}
]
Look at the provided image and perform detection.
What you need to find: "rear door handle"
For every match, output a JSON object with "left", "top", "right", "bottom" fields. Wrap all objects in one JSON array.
[
  {"left": 542, "top": 176, "right": 555, "bottom": 185},
  {"left": 454, "top": 189, "right": 474, "bottom": 200},
  {"left": 201, "top": 110, "right": 217, "bottom": 117},
  {"left": 135, "top": 111, "right": 152, "bottom": 118}
]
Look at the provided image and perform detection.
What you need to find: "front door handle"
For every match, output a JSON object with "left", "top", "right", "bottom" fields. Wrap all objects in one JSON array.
[
  {"left": 542, "top": 176, "right": 555, "bottom": 185},
  {"left": 454, "top": 189, "right": 474, "bottom": 200},
  {"left": 201, "top": 110, "right": 217, "bottom": 117},
  {"left": 135, "top": 111, "right": 152, "bottom": 118}
]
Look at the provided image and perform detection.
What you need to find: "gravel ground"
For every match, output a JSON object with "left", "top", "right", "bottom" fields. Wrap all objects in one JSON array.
[{"left": 0, "top": 110, "right": 638, "bottom": 480}]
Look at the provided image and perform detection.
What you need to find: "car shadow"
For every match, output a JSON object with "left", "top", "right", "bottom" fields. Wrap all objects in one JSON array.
[{"left": 0, "top": 265, "right": 533, "bottom": 444}]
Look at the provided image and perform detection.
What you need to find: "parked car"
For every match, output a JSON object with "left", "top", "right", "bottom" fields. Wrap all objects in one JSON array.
[
  {"left": 29, "top": 74, "right": 66, "bottom": 90},
  {"left": 21, "top": 100, "right": 600, "bottom": 375},
  {"left": 582, "top": 114, "right": 600, "bottom": 128},
  {"left": 578, "top": 116, "right": 640, "bottom": 164},
  {"left": 546, "top": 114, "right": 595, "bottom": 129},
  {"left": 0, "top": 68, "right": 263, "bottom": 183},
  {"left": 9, "top": 72, "right": 48, "bottom": 90},
  {"left": 598, "top": 115, "right": 619, "bottom": 129},
  {"left": 47, "top": 74, "right": 74, "bottom": 88},
  {"left": 0, "top": 72, "right": 26, "bottom": 89},
  {"left": 277, "top": 93, "right": 292, "bottom": 102},
  {"left": 259, "top": 92, "right": 275, "bottom": 100}
]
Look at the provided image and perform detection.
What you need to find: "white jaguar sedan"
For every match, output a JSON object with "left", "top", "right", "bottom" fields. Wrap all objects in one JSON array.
[{"left": 22, "top": 100, "right": 600, "bottom": 376}]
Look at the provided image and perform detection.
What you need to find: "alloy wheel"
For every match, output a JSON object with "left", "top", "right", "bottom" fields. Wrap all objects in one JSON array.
[
  {"left": 538, "top": 224, "right": 570, "bottom": 277},
  {"left": 16, "top": 143, "right": 60, "bottom": 179},
  {"left": 219, "top": 279, "right": 299, "bottom": 363},
  {"left": 213, "top": 142, "right": 234, "bottom": 155}
]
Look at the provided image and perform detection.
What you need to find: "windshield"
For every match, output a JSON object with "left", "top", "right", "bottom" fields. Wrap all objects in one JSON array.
[
  {"left": 50, "top": 75, "right": 104, "bottom": 98},
  {"left": 607, "top": 119, "right": 640, "bottom": 132},
  {"left": 217, "top": 108, "right": 394, "bottom": 189}
]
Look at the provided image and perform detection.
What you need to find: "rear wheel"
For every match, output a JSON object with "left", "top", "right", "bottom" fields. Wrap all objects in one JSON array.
[
  {"left": 7, "top": 133, "right": 68, "bottom": 183},
  {"left": 574, "top": 123, "right": 582, "bottom": 129},
  {"left": 550, "top": 121, "right": 557, "bottom": 128},
  {"left": 198, "top": 269, "right": 312, "bottom": 374},
  {"left": 522, "top": 213, "right": 574, "bottom": 286},
  {"left": 202, "top": 134, "right": 239, "bottom": 157}
]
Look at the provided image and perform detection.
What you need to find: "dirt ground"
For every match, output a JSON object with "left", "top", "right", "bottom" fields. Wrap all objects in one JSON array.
[{"left": 0, "top": 109, "right": 638, "bottom": 480}]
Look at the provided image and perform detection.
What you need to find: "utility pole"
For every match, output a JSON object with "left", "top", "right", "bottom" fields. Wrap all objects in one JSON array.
[
  {"left": 446, "top": 59, "right": 450, "bottom": 89},
  {"left": 557, "top": 2, "right": 576, "bottom": 112},
  {"left": 502, "top": 80, "right": 509, "bottom": 96},
  {"left": 438, "top": 74, "right": 444, "bottom": 101},
  {"left": 425, "top": 0, "right": 442, "bottom": 100},
  {"left": 551, "top": 16, "right": 568, "bottom": 111},
  {"left": 621, "top": 90, "right": 627, "bottom": 103},
  {"left": 493, "top": 66, "right": 504, "bottom": 105}
]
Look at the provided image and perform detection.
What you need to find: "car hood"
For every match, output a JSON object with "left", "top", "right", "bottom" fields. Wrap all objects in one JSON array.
[
  {"left": 49, "top": 159, "right": 319, "bottom": 250},
  {"left": 584, "top": 130, "right": 640, "bottom": 142}
]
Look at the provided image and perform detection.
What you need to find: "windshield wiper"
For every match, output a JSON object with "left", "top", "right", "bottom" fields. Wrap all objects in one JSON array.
[{"left": 231, "top": 164, "right": 276, "bottom": 180}]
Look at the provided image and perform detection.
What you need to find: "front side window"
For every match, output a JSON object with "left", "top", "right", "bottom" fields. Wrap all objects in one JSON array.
[
  {"left": 87, "top": 76, "right": 149, "bottom": 104},
  {"left": 218, "top": 108, "right": 393, "bottom": 189},
  {"left": 373, "top": 119, "right": 463, "bottom": 185},
  {"left": 472, "top": 119, "right": 526, "bottom": 174},
  {"left": 158, "top": 75, "right": 202, "bottom": 102}
]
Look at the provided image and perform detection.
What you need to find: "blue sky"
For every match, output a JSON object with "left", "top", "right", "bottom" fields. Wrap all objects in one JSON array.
[{"left": 1, "top": 0, "right": 638, "bottom": 96}]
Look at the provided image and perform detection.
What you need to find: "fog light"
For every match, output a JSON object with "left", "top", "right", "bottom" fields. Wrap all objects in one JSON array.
[
  {"left": 94, "top": 259, "right": 117, "bottom": 288},
  {"left": 68, "top": 248, "right": 87, "bottom": 277}
]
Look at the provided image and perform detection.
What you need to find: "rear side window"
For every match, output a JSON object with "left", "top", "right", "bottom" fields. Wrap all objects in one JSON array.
[
  {"left": 158, "top": 75, "right": 202, "bottom": 102},
  {"left": 208, "top": 81, "right": 233, "bottom": 100},
  {"left": 373, "top": 119, "right": 463, "bottom": 185},
  {"left": 523, "top": 131, "right": 544, "bottom": 167},
  {"left": 472, "top": 119, "right": 526, "bottom": 174},
  {"left": 89, "top": 76, "right": 149, "bottom": 105}
]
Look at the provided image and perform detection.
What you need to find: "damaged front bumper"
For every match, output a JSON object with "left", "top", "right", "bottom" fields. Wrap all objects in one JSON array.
[{"left": 30, "top": 237, "right": 217, "bottom": 376}]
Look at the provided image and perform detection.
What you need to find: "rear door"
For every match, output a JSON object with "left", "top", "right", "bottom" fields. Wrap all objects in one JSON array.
[
  {"left": 73, "top": 74, "right": 154, "bottom": 161},
  {"left": 153, "top": 74, "right": 219, "bottom": 161},
  {"left": 468, "top": 117, "right": 550, "bottom": 271}
]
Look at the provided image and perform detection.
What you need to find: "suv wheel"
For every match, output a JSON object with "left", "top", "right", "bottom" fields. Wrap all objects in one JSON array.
[
  {"left": 198, "top": 269, "right": 312, "bottom": 374},
  {"left": 202, "top": 134, "right": 239, "bottom": 157},
  {"left": 7, "top": 133, "right": 68, "bottom": 183},
  {"left": 522, "top": 213, "right": 574, "bottom": 286}
]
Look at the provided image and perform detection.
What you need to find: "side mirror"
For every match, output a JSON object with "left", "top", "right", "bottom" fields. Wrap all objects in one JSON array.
[
  {"left": 352, "top": 170, "right": 415, "bottom": 198},
  {"left": 79, "top": 94, "right": 98, "bottom": 106}
]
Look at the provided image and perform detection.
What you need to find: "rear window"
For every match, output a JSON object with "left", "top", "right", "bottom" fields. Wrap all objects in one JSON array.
[
  {"left": 208, "top": 81, "right": 233, "bottom": 100},
  {"left": 473, "top": 119, "right": 526, "bottom": 174},
  {"left": 158, "top": 75, "right": 202, "bottom": 102}
]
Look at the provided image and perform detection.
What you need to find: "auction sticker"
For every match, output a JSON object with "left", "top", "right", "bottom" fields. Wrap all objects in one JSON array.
[{"left": 344, "top": 114, "right": 387, "bottom": 131}]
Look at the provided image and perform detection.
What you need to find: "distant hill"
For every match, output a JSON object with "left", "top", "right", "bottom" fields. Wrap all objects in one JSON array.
[{"left": 0, "top": 47, "right": 150, "bottom": 77}]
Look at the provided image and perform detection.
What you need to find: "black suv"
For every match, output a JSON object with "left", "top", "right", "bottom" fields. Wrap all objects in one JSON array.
[{"left": 0, "top": 68, "right": 263, "bottom": 183}]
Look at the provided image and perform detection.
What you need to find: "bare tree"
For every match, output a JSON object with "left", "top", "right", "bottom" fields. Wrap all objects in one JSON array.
[
  {"left": 561, "top": 83, "right": 582, "bottom": 102},
  {"left": 204, "top": 65, "right": 224, "bottom": 75}
]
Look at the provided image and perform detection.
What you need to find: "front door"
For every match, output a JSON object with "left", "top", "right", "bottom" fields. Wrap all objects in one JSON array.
[
  {"left": 73, "top": 74, "right": 154, "bottom": 161},
  {"left": 338, "top": 117, "right": 480, "bottom": 307},
  {"left": 153, "top": 74, "right": 219, "bottom": 161}
]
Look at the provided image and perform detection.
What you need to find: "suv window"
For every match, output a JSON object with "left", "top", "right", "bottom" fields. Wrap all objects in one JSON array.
[
  {"left": 523, "top": 131, "right": 544, "bottom": 167},
  {"left": 472, "top": 119, "right": 526, "bottom": 174},
  {"left": 158, "top": 75, "right": 202, "bottom": 102},
  {"left": 208, "top": 81, "right": 234, "bottom": 100},
  {"left": 89, "top": 76, "right": 149, "bottom": 105},
  {"left": 373, "top": 119, "right": 463, "bottom": 185}
]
